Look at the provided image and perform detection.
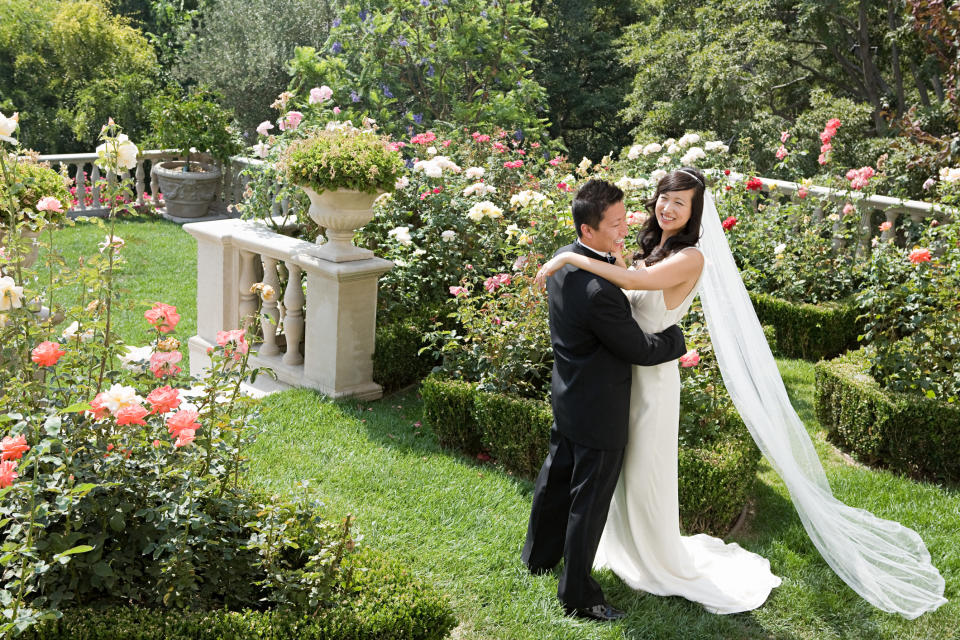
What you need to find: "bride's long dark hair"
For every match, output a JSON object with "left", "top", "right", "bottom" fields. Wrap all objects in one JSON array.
[{"left": 634, "top": 167, "right": 705, "bottom": 266}]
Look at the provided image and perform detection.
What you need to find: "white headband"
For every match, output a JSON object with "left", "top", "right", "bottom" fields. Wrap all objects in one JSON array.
[{"left": 676, "top": 169, "right": 704, "bottom": 187}]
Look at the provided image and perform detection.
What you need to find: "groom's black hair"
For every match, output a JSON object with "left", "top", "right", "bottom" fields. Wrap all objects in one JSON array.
[{"left": 572, "top": 179, "right": 624, "bottom": 237}]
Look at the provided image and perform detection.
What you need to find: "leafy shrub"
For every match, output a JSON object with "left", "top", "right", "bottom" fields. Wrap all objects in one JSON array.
[
  {"left": 749, "top": 292, "right": 861, "bottom": 361},
  {"left": 280, "top": 125, "right": 405, "bottom": 194},
  {"left": 172, "top": 0, "right": 335, "bottom": 138},
  {"left": 815, "top": 349, "right": 960, "bottom": 483},
  {"left": 146, "top": 87, "right": 244, "bottom": 168},
  {"left": 472, "top": 390, "right": 552, "bottom": 477},
  {"left": 0, "top": 0, "right": 158, "bottom": 153},
  {"left": 420, "top": 375, "right": 481, "bottom": 454},
  {"left": 19, "top": 549, "right": 456, "bottom": 640},
  {"left": 0, "top": 156, "right": 71, "bottom": 227},
  {"left": 287, "top": 0, "right": 550, "bottom": 142},
  {"left": 373, "top": 311, "right": 442, "bottom": 392}
]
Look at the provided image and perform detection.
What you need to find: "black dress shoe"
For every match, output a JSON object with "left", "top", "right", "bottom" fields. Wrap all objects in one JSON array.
[{"left": 564, "top": 602, "right": 627, "bottom": 622}]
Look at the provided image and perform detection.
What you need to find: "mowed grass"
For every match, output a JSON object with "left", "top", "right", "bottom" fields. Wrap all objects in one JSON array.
[
  {"left": 45, "top": 213, "right": 197, "bottom": 365},
  {"left": 50, "top": 220, "right": 959, "bottom": 639}
]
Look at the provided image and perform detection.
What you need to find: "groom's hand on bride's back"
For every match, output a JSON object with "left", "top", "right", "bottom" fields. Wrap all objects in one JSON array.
[{"left": 587, "top": 290, "right": 686, "bottom": 366}]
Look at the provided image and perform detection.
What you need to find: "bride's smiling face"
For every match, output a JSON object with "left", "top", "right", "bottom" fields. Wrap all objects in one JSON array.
[{"left": 655, "top": 188, "right": 696, "bottom": 237}]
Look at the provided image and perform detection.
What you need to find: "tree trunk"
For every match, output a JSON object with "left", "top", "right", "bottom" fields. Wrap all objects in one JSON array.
[
  {"left": 888, "top": 1, "right": 906, "bottom": 116},
  {"left": 856, "top": 0, "right": 886, "bottom": 131},
  {"left": 908, "top": 58, "right": 931, "bottom": 107}
]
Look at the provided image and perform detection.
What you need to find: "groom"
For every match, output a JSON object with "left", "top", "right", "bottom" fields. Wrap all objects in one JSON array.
[{"left": 522, "top": 179, "right": 686, "bottom": 621}]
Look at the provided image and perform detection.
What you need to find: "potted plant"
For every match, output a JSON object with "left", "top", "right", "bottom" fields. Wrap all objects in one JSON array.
[
  {"left": 146, "top": 87, "right": 242, "bottom": 218},
  {"left": 279, "top": 120, "right": 404, "bottom": 262}
]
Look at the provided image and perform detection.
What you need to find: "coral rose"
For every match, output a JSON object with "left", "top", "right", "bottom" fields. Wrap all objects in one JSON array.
[
  {"left": 0, "top": 460, "right": 18, "bottom": 489},
  {"left": 149, "top": 351, "right": 183, "bottom": 378},
  {"left": 144, "top": 302, "right": 180, "bottom": 333},
  {"left": 147, "top": 385, "right": 181, "bottom": 414},
  {"left": 909, "top": 248, "right": 932, "bottom": 264},
  {"left": 0, "top": 434, "right": 29, "bottom": 461},
  {"left": 115, "top": 404, "right": 149, "bottom": 426},
  {"left": 31, "top": 341, "right": 66, "bottom": 367},
  {"left": 166, "top": 409, "right": 200, "bottom": 437},
  {"left": 679, "top": 349, "right": 700, "bottom": 368}
]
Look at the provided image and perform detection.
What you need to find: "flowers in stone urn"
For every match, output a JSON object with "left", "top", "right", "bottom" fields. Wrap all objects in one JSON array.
[
  {"left": 279, "top": 120, "right": 404, "bottom": 261},
  {"left": 280, "top": 119, "right": 404, "bottom": 195}
]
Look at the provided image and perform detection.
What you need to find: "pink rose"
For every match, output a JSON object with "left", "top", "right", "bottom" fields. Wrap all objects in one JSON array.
[
  {"left": 449, "top": 285, "right": 468, "bottom": 297},
  {"left": 797, "top": 187, "right": 808, "bottom": 199},
  {"left": 256, "top": 121, "right": 274, "bottom": 136},
  {"left": 309, "top": 85, "right": 333, "bottom": 104},
  {"left": 780, "top": 131, "right": 790, "bottom": 143},
  {"left": 115, "top": 404, "right": 149, "bottom": 426},
  {"left": 149, "top": 351, "right": 182, "bottom": 378},
  {"left": 775, "top": 146, "right": 788, "bottom": 160},
  {"left": 144, "top": 302, "right": 180, "bottom": 333},
  {"left": 166, "top": 409, "right": 200, "bottom": 437},
  {"left": 679, "top": 349, "right": 700, "bottom": 368},
  {"left": 147, "top": 385, "right": 181, "bottom": 414},
  {"left": 843, "top": 203, "right": 855, "bottom": 215},
  {"left": 216, "top": 328, "right": 249, "bottom": 360},
  {"left": 280, "top": 111, "right": 303, "bottom": 131},
  {"left": 37, "top": 196, "right": 63, "bottom": 213},
  {"left": 879, "top": 221, "right": 892, "bottom": 232}
]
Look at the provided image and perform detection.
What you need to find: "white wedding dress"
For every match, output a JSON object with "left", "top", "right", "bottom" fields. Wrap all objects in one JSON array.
[{"left": 593, "top": 248, "right": 782, "bottom": 613}]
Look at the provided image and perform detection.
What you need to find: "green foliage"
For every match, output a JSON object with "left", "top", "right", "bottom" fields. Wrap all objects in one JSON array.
[
  {"left": 856, "top": 218, "right": 960, "bottom": 402},
  {"left": 421, "top": 375, "right": 758, "bottom": 534},
  {"left": 172, "top": 0, "right": 334, "bottom": 137},
  {"left": 18, "top": 548, "right": 456, "bottom": 639},
  {"left": 0, "top": 157, "right": 71, "bottom": 228},
  {"left": 287, "top": 0, "right": 550, "bottom": 142},
  {"left": 749, "top": 292, "right": 861, "bottom": 361},
  {"left": 373, "top": 311, "right": 441, "bottom": 392},
  {"left": 530, "top": 0, "right": 637, "bottom": 161},
  {"left": 678, "top": 421, "right": 758, "bottom": 536},
  {"left": 472, "top": 389, "right": 552, "bottom": 477},
  {"left": 281, "top": 127, "right": 404, "bottom": 194},
  {"left": 0, "top": 0, "right": 159, "bottom": 153},
  {"left": 815, "top": 349, "right": 960, "bottom": 483},
  {"left": 146, "top": 87, "right": 243, "bottom": 168},
  {"left": 420, "top": 375, "right": 482, "bottom": 453}
]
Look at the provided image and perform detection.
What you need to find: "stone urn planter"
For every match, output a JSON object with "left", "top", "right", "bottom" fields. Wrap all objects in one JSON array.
[
  {"left": 154, "top": 161, "right": 222, "bottom": 219},
  {"left": 300, "top": 185, "right": 379, "bottom": 262}
]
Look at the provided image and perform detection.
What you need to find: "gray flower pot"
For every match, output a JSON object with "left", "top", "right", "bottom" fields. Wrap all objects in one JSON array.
[{"left": 154, "top": 161, "right": 222, "bottom": 218}]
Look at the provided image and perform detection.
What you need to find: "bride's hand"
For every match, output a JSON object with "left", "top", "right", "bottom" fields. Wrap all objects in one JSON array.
[
  {"left": 612, "top": 241, "right": 627, "bottom": 267},
  {"left": 534, "top": 255, "right": 568, "bottom": 289}
]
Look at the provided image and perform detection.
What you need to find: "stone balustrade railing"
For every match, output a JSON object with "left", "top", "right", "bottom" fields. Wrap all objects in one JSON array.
[
  {"left": 33, "top": 150, "right": 261, "bottom": 219},
  {"left": 183, "top": 217, "right": 392, "bottom": 400},
  {"left": 723, "top": 172, "right": 952, "bottom": 255}
]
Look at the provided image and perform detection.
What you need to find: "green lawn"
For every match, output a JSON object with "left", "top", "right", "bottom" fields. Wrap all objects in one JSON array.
[{"left": 50, "top": 217, "right": 958, "bottom": 639}]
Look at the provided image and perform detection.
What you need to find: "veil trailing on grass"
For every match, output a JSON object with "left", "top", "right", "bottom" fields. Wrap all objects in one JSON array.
[{"left": 697, "top": 190, "right": 947, "bottom": 619}]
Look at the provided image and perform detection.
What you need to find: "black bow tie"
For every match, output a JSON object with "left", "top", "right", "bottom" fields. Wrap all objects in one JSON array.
[{"left": 604, "top": 255, "right": 617, "bottom": 264}]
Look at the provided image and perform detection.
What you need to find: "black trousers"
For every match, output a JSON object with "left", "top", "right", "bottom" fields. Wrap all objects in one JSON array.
[{"left": 521, "top": 424, "right": 625, "bottom": 609}]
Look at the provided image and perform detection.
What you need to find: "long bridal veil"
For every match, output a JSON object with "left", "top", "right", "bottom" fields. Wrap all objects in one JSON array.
[{"left": 697, "top": 190, "right": 947, "bottom": 619}]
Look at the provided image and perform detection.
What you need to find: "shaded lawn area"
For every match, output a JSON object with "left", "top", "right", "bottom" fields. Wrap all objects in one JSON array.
[{"left": 49, "top": 218, "right": 957, "bottom": 639}]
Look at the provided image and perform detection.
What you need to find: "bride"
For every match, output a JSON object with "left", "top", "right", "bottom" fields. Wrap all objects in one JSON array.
[{"left": 535, "top": 167, "right": 947, "bottom": 618}]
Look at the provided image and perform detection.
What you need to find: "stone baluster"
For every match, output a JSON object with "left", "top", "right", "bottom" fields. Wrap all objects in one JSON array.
[
  {"left": 282, "top": 263, "right": 305, "bottom": 366},
  {"left": 73, "top": 163, "right": 86, "bottom": 212},
  {"left": 90, "top": 165, "right": 102, "bottom": 210},
  {"left": 237, "top": 250, "right": 259, "bottom": 331},
  {"left": 150, "top": 161, "right": 161, "bottom": 206},
  {"left": 832, "top": 217, "right": 846, "bottom": 252},
  {"left": 882, "top": 209, "right": 900, "bottom": 242},
  {"left": 257, "top": 256, "right": 282, "bottom": 356},
  {"left": 135, "top": 160, "right": 146, "bottom": 206},
  {"left": 857, "top": 208, "right": 873, "bottom": 257}
]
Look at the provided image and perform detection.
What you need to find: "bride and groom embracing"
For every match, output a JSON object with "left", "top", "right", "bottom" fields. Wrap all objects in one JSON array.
[{"left": 521, "top": 171, "right": 947, "bottom": 622}]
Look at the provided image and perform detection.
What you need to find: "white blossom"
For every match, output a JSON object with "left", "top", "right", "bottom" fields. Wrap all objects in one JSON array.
[
  {"left": 465, "top": 167, "right": 485, "bottom": 179},
  {"left": 0, "top": 276, "right": 24, "bottom": 312},
  {"left": 643, "top": 143, "right": 662, "bottom": 155},
  {"left": 441, "top": 230, "right": 457, "bottom": 242},
  {"left": 677, "top": 133, "right": 700, "bottom": 147},
  {"left": 388, "top": 226, "right": 413, "bottom": 246},
  {"left": 627, "top": 145, "right": 643, "bottom": 161}
]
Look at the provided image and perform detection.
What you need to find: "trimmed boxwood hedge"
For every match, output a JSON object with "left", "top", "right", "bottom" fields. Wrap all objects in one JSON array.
[
  {"left": 422, "top": 375, "right": 760, "bottom": 535},
  {"left": 20, "top": 549, "right": 457, "bottom": 640},
  {"left": 373, "top": 311, "right": 441, "bottom": 392},
  {"left": 814, "top": 349, "right": 960, "bottom": 483},
  {"left": 750, "top": 292, "right": 861, "bottom": 361}
]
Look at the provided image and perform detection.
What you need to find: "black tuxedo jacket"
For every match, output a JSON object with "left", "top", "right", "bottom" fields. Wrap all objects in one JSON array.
[{"left": 547, "top": 243, "right": 686, "bottom": 450}]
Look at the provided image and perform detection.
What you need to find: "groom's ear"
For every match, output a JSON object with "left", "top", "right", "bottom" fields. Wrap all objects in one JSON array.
[{"left": 579, "top": 223, "right": 595, "bottom": 241}]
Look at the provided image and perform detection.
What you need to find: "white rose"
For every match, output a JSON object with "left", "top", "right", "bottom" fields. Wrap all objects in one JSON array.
[
  {"left": 388, "top": 226, "right": 413, "bottom": 246},
  {"left": 577, "top": 157, "right": 593, "bottom": 173},
  {"left": 627, "top": 145, "right": 643, "bottom": 161},
  {"left": 650, "top": 169, "right": 668, "bottom": 183},
  {"left": 656, "top": 155, "right": 673, "bottom": 165},
  {"left": 773, "top": 243, "right": 786, "bottom": 255},
  {"left": 0, "top": 276, "right": 24, "bottom": 312},
  {"left": 253, "top": 142, "right": 270, "bottom": 159},
  {"left": 680, "top": 147, "right": 706, "bottom": 165},
  {"left": 427, "top": 146, "right": 438, "bottom": 156},
  {"left": 100, "top": 383, "right": 143, "bottom": 415},
  {"left": 643, "top": 143, "right": 662, "bottom": 155},
  {"left": 0, "top": 111, "right": 19, "bottom": 139},
  {"left": 677, "top": 133, "right": 700, "bottom": 147},
  {"left": 465, "top": 167, "right": 485, "bottom": 179},
  {"left": 374, "top": 192, "right": 392, "bottom": 206},
  {"left": 433, "top": 156, "right": 461, "bottom": 173},
  {"left": 119, "top": 345, "right": 153, "bottom": 373},
  {"left": 441, "top": 230, "right": 457, "bottom": 242},
  {"left": 395, "top": 176, "right": 410, "bottom": 189},
  {"left": 505, "top": 223, "right": 521, "bottom": 238},
  {"left": 95, "top": 133, "right": 139, "bottom": 172},
  {"left": 667, "top": 144, "right": 681, "bottom": 155},
  {"left": 663, "top": 138, "right": 676, "bottom": 146}
]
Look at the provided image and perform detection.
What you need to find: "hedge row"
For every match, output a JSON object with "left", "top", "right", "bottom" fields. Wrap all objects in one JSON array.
[
  {"left": 814, "top": 349, "right": 960, "bottom": 483},
  {"left": 421, "top": 375, "right": 760, "bottom": 535},
  {"left": 373, "top": 314, "right": 439, "bottom": 392},
  {"left": 21, "top": 549, "right": 457, "bottom": 640},
  {"left": 750, "top": 292, "right": 861, "bottom": 361}
]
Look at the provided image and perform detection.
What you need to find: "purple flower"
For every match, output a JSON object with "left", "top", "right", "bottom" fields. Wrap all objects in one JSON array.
[
  {"left": 331, "top": 41, "right": 343, "bottom": 54},
  {"left": 381, "top": 84, "right": 394, "bottom": 99},
  {"left": 426, "top": 64, "right": 435, "bottom": 77},
  {"left": 394, "top": 36, "right": 409, "bottom": 47},
  {"left": 480, "top": 10, "right": 487, "bottom": 17},
  {"left": 350, "top": 90, "right": 361, "bottom": 102},
  {"left": 420, "top": 0, "right": 430, "bottom": 5},
  {"left": 413, "top": 113, "right": 423, "bottom": 124},
  {"left": 405, "top": 158, "right": 415, "bottom": 169},
  {"left": 514, "top": 130, "right": 523, "bottom": 141},
  {"left": 332, "top": 17, "right": 341, "bottom": 27},
  {"left": 359, "top": 9, "right": 370, "bottom": 21}
]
